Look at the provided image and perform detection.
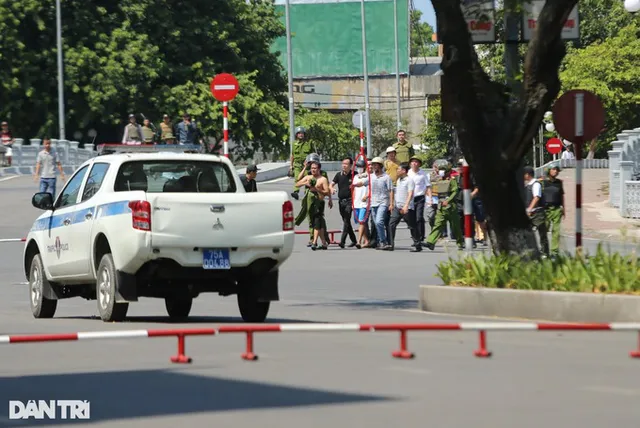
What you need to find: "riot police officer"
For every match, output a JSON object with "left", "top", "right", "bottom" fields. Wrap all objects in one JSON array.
[{"left": 290, "top": 126, "right": 314, "bottom": 200}]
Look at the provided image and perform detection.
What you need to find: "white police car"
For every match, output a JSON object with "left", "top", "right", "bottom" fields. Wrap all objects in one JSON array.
[{"left": 24, "top": 145, "right": 295, "bottom": 322}]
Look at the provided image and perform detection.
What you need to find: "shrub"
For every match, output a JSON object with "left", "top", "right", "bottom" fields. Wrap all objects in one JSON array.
[{"left": 436, "top": 245, "right": 640, "bottom": 294}]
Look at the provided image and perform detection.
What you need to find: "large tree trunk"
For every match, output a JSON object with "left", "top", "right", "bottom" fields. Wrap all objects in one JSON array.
[{"left": 431, "top": 0, "right": 578, "bottom": 255}]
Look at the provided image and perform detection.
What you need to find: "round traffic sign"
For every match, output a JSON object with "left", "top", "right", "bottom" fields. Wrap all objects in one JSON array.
[
  {"left": 546, "top": 137, "right": 563, "bottom": 155},
  {"left": 352, "top": 111, "right": 367, "bottom": 129},
  {"left": 210, "top": 73, "right": 239, "bottom": 102},
  {"left": 552, "top": 89, "right": 605, "bottom": 143}
]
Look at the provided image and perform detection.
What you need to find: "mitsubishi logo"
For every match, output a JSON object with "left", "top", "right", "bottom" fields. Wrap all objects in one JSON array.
[{"left": 213, "top": 218, "right": 224, "bottom": 230}]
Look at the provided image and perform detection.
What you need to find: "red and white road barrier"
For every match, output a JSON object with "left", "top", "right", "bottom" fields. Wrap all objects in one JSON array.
[
  {"left": 0, "top": 238, "right": 26, "bottom": 243},
  {"left": 461, "top": 159, "right": 473, "bottom": 251},
  {"left": 223, "top": 101, "right": 229, "bottom": 158},
  {"left": 4, "top": 322, "right": 640, "bottom": 363}
]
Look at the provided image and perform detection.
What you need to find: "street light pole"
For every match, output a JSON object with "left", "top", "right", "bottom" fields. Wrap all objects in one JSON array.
[
  {"left": 56, "top": 0, "right": 66, "bottom": 140},
  {"left": 360, "top": 0, "right": 373, "bottom": 158},
  {"left": 393, "top": 0, "right": 401, "bottom": 130},
  {"left": 285, "top": 0, "right": 295, "bottom": 159}
]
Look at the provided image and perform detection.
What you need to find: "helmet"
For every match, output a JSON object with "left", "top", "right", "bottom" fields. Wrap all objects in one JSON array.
[
  {"left": 548, "top": 164, "right": 561, "bottom": 174},
  {"left": 295, "top": 126, "right": 306, "bottom": 135},
  {"left": 438, "top": 163, "right": 451, "bottom": 172},
  {"left": 307, "top": 153, "right": 321, "bottom": 164},
  {"left": 356, "top": 158, "right": 366, "bottom": 168}
]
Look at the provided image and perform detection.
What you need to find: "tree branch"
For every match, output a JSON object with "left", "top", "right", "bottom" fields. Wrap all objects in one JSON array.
[{"left": 505, "top": 0, "right": 578, "bottom": 164}]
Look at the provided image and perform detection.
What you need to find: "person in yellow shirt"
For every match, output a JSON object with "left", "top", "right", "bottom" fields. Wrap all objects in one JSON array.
[
  {"left": 392, "top": 129, "right": 414, "bottom": 164},
  {"left": 384, "top": 146, "right": 399, "bottom": 185}
]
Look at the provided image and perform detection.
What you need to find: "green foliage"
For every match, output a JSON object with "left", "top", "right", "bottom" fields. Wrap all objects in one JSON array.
[
  {"left": 410, "top": 10, "right": 438, "bottom": 58},
  {"left": 295, "top": 109, "right": 359, "bottom": 160},
  {"left": 436, "top": 245, "right": 640, "bottom": 294},
  {"left": 417, "top": 97, "right": 453, "bottom": 165},
  {"left": 560, "top": 23, "right": 640, "bottom": 156},
  {"left": 0, "top": 0, "right": 288, "bottom": 153},
  {"left": 369, "top": 109, "right": 407, "bottom": 156},
  {"left": 577, "top": 0, "right": 639, "bottom": 47}
]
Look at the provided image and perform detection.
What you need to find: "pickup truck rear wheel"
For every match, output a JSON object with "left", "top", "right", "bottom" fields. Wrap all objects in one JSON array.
[
  {"left": 96, "top": 253, "right": 129, "bottom": 322},
  {"left": 237, "top": 292, "right": 270, "bottom": 322},
  {"left": 165, "top": 297, "right": 193, "bottom": 319},
  {"left": 29, "top": 253, "right": 57, "bottom": 318}
]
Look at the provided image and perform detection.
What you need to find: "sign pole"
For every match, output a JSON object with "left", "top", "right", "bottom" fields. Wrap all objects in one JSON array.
[
  {"left": 360, "top": 113, "right": 365, "bottom": 155},
  {"left": 360, "top": 0, "right": 372, "bottom": 158},
  {"left": 462, "top": 159, "right": 473, "bottom": 252},
  {"left": 574, "top": 92, "right": 584, "bottom": 250},
  {"left": 223, "top": 101, "right": 229, "bottom": 157},
  {"left": 56, "top": 0, "right": 66, "bottom": 140}
]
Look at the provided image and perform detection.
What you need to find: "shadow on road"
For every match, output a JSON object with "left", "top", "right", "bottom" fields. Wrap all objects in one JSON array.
[
  {"left": 53, "top": 315, "right": 326, "bottom": 325},
  {"left": 290, "top": 299, "right": 419, "bottom": 311},
  {"left": 0, "top": 369, "right": 395, "bottom": 426}
]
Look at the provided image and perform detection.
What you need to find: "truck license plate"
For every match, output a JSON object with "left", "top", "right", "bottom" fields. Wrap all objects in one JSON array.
[{"left": 202, "top": 249, "right": 231, "bottom": 270}]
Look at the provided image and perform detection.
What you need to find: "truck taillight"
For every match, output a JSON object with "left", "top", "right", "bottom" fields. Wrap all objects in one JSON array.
[
  {"left": 128, "top": 200, "right": 151, "bottom": 231},
  {"left": 283, "top": 200, "right": 294, "bottom": 231}
]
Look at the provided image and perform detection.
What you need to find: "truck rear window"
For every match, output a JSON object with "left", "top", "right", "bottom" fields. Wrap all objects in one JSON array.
[{"left": 114, "top": 160, "right": 237, "bottom": 193}]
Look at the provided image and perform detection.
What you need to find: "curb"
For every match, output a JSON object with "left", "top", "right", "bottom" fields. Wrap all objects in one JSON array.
[{"left": 419, "top": 285, "right": 640, "bottom": 323}]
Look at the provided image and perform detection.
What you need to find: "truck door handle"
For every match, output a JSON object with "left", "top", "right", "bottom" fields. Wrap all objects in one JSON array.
[
  {"left": 63, "top": 218, "right": 71, "bottom": 226},
  {"left": 85, "top": 213, "right": 93, "bottom": 220}
]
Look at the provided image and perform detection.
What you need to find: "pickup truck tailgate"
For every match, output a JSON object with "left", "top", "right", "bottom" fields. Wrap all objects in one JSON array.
[{"left": 147, "top": 193, "right": 285, "bottom": 249}]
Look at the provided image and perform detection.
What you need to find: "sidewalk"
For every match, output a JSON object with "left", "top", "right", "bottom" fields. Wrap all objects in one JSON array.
[{"left": 559, "top": 169, "right": 640, "bottom": 241}]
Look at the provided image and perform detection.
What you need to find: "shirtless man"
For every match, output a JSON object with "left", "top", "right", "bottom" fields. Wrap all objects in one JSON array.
[{"left": 295, "top": 161, "right": 331, "bottom": 250}]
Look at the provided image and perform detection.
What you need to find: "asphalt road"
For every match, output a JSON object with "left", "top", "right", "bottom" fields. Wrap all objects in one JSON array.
[{"left": 0, "top": 174, "right": 639, "bottom": 428}]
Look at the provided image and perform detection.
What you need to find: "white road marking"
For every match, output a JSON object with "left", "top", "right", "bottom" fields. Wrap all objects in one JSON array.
[
  {"left": 583, "top": 386, "right": 640, "bottom": 396},
  {"left": 0, "top": 175, "right": 19, "bottom": 182}
]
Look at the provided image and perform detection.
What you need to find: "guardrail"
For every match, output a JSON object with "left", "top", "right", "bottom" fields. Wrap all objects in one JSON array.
[
  {"left": 607, "top": 128, "right": 640, "bottom": 219},
  {"left": 534, "top": 158, "right": 609, "bottom": 178},
  {"left": 2, "top": 322, "right": 640, "bottom": 364},
  {"left": 0, "top": 139, "right": 96, "bottom": 177}
]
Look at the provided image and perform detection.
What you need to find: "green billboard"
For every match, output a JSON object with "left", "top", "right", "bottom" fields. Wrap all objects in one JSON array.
[{"left": 272, "top": 0, "right": 410, "bottom": 78}]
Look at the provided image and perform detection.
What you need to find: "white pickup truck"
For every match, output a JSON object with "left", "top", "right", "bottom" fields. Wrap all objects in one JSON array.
[{"left": 24, "top": 147, "right": 295, "bottom": 322}]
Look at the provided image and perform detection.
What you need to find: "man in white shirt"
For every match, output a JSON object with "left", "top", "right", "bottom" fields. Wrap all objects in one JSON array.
[
  {"left": 355, "top": 157, "right": 393, "bottom": 250},
  {"left": 407, "top": 156, "right": 431, "bottom": 245},
  {"left": 351, "top": 158, "right": 370, "bottom": 249},
  {"left": 524, "top": 166, "right": 549, "bottom": 256},
  {"left": 389, "top": 163, "right": 422, "bottom": 252}
]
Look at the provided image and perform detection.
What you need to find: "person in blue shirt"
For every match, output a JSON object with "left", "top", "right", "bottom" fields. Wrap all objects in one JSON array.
[{"left": 176, "top": 113, "right": 200, "bottom": 145}]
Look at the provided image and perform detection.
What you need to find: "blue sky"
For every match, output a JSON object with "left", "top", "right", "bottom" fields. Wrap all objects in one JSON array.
[{"left": 415, "top": 0, "right": 437, "bottom": 29}]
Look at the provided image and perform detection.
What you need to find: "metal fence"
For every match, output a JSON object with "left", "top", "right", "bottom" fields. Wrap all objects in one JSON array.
[
  {"left": 607, "top": 128, "right": 640, "bottom": 219},
  {"left": 0, "top": 139, "right": 97, "bottom": 176}
]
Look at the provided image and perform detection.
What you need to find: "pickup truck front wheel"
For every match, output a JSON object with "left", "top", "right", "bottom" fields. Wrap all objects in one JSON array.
[
  {"left": 97, "top": 254, "right": 129, "bottom": 322},
  {"left": 237, "top": 292, "right": 270, "bottom": 322},
  {"left": 29, "top": 253, "right": 57, "bottom": 319}
]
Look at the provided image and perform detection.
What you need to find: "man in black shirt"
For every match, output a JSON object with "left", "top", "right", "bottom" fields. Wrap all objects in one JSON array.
[
  {"left": 330, "top": 157, "right": 358, "bottom": 248},
  {"left": 240, "top": 164, "right": 259, "bottom": 192}
]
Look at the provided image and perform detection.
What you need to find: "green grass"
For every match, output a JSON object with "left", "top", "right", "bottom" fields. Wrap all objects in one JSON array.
[{"left": 436, "top": 245, "right": 640, "bottom": 294}]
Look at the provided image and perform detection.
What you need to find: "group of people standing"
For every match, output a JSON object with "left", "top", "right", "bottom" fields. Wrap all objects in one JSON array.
[
  {"left": 122, "top": 113, "right": 203, "bottom": 146},
  {"left": 288, "top": 127, "right": 489, "bottom": 252}
]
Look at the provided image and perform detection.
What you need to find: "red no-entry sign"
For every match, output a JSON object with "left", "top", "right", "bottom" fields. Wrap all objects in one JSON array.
[
  {"left": 210, "top": 73, "right": 239, "bottom": 102},
  {"left": 546, "top": 137, "right": 563, "bottom": 155},
  {"left": 552, "top": 89, "right": 605, "bottom": 142}
]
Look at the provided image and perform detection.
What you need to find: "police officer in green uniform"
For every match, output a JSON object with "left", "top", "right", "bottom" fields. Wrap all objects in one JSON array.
[
  {"left": 542, "top": 165, "right": 564, "bottom": 257},
  {"left": 290, "top": 126, "right": 314, "bottom": 200},
  {"left": 141, "top": 119, "right": 156, "bottom": 144},
  {"left": 294, "top": 153, "right": 332, "bottom": 246},
  {"left": 424, "top": 163, "right": 463, "bottom": 250}
]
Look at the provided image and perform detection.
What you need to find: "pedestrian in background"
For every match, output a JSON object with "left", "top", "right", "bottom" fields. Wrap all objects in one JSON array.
[
  {"left": 289, "top": 126, "right": 313, "bottom": 200},
  {"left": 331, "top": 157, "right": 358, "bottom": 248},
  {"left": 122, "top": 114, "right": 143, "bottom": 143},
  {"left": 392, "top": 130, "right": 414, "bottom": 164},
  {"left": 241, "top": 164, "right": 259, "bottom": 192},
  {"left": 384, "top": 147, "right": 399, "bottom": 186},
  {"left": 351, "top": 158, "right": 370, "bottom": 249},
  {"left": 1, "top": 121, "right": 14, "bottom": 166},
  {"left": 367, "top": 157, "right": 394, "bottom": 250},
  {"left": 389, "top": 162, "right": 421, "bottom": 252},
  {"left": 408, "top": 156, "right": 430, "bottom": 245},
  {"left": 542, "top": 165, "right": 565, "bottom": 257},
  {"left": 176, "top": 113, "right": 199, "bottom": 145},
  {"left": 524, "top": 166, "right": 549, "bottom": 256},
  {"left": 33, "top": 137, "right": 65, "bottom": 197}
]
